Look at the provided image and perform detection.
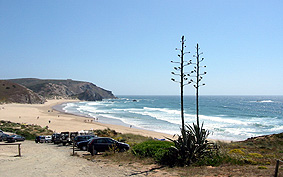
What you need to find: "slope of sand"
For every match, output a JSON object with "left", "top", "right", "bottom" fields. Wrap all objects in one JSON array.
[{"left": 0, "top": 99, "right": 173, "bottom": 139}]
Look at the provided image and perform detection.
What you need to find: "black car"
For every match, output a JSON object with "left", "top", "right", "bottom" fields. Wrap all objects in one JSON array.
[
  {"left": 52, "top": 133, "right": 61, "bottom": 144},
  {"left": 60, "top": 132, "right": 78, "bottom": 146},
  {"left": 74, "top": 135, "right": 96, "bottom": 145},
  {"left": 77, "top": 139, "right": 93, "bottom": 151},
  {"left": 6, "top": 135, "right": 25, "bottom": 143},
  {"left": 87, "top": 137, "right": 130, "bottom": 155},
  {"left": 0, "top": 133, "right": 9, "bottom": 141},
  {"left": 35, "top": 136, "right": 46, "bottom": 143}
]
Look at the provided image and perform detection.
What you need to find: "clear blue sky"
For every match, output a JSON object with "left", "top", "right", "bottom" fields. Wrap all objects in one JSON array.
[{"left": 1, "top": 0, "right": 282, "bottom": 95}]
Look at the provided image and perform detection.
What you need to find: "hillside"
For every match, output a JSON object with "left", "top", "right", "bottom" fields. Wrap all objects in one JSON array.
[
  {"left": 0, "top": 80, "right": 45, "bottom": 104},
  {"left": 9, "top": 78, "right": 116, "bottom": 101}
]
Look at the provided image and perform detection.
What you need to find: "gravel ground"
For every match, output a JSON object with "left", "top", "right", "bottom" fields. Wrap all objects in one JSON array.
[{"left": 0, "top": 141, "right": 151, "bottom": 177}]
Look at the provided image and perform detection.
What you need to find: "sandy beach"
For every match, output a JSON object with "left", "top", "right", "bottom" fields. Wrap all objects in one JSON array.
[{"left": 0, "top": 99, "right": 174, "bottom": 139}]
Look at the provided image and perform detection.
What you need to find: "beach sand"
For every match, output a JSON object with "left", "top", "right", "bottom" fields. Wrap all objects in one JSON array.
[{"left": 0, "top": 99, "right": 174, "bottom": 139}]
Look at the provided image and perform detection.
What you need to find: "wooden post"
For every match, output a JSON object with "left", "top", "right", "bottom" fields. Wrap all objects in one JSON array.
[
  {"left": 275, "top": 160, "right": 280, "bottom": 177},
  {"left": 73, "top": 141, "right": 75, "bottom": 156},
  {"left": 18, "top": 144, "right": 21, "bottom": 157}
]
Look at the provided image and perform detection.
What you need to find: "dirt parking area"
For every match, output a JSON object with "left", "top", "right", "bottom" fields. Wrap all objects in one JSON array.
[{"left": 0, "top": 141, "right": 140, "bottom": 177}]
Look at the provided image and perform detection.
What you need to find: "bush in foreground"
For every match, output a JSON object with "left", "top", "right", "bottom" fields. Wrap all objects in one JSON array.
[{"left": 132, "top": 140, "right": 174, "bottom": 165}]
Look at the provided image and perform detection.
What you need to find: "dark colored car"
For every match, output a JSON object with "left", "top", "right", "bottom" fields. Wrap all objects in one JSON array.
[
  {"left": 60, "top": 132, "right": 78, "bottom": 146},
  {"left": 74, "top": 135, "right": 96, "bottom": 145},
  {"left": 52, "top": 133, "right": 61, "bottom": 144},
  {"left": 35, "top": 136, "right": 46, "bottom": 143},
  {"left": 77, "top": 139, "right": 93, "bottom": 151},
  {"left": 6, "top": 135, "right": 25, "bottom": 143},
  {"left": 87, "top": 137, "right": 130, "bottom": 155},
  {"left": 0, "top": 133, "right": 9, "bottom": 141}
]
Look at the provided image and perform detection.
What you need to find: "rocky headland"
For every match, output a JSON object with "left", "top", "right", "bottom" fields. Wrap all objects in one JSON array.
[{"left": 0, "top": 78, "right": 116, "bottom": 104}]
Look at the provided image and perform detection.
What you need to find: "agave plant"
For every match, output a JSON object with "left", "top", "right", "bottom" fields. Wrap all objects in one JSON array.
[
  {"left": 187, "top": 122, "right": 210, "bottom": 161},
  {"left": 167, "top": 122, "right": 209, "bottom": 166}
]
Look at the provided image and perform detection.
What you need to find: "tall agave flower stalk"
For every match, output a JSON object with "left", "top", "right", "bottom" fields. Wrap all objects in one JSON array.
[
  {"left": 187, "top": 43, "right": 208, "bottom": 144},
  {"left": 171, "top": 36, "right": 191, "bottom": 140},
  {"left": 170, "top": 37, "right": 210, "bottom": 166}
]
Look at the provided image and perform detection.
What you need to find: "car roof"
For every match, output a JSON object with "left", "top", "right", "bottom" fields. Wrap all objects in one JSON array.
[
  {"left": 77, "top": 135, "right": 95, "bottom": 137},
  {"left": 92, "top": 137, "right": 112, "bottom": 140}
]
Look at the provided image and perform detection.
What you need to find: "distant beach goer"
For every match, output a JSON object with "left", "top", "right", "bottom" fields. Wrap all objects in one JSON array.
[
  {"left": 37, "top": 116, "right": 39, "bottom": 119},
  {"left": 49, "top": 120, "right": 51, "bottom": 123},
  {"left": 130, "top": 125, "right": 132, "bottom": 128}
]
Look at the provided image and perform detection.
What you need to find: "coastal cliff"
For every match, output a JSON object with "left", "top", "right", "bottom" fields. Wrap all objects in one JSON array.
[
  {"left": 0, "top": 78, "right": 116, "bottom": 104},
  {"left": 0, "top": 80, "right": 45, "bottom": 104}
]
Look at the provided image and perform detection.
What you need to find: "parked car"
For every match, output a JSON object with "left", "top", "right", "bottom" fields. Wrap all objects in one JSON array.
[
  {"left": 77, "top": 139, "right": 93, "bottom": 151},
  {"left": 6, "top": 135, "right": 25, "bottom": 143},
  {"left": 1, "top": 133, "right": 9, "bottom": 141},
  {"left": 87, "top": 137, "right": 130, "bottom": 155},
  {"left": 52, "top": 133, "right": 61, "bottom": 144},
  {"left": 45, "top": 135, "right": 52, "bottom": 143},
  {"left": 60, "top": 132, "right": 78, "bottom": 146},
  {"left": 74, "top": 135, "right": 96, "bottom": 146},
  {"left": 35, "top": 136, "right": 46, "bottom": 143}
]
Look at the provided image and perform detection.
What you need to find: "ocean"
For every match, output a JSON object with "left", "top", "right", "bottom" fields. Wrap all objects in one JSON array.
[{"left": 59, "top": 95, "right": 283, "bottom": 141}]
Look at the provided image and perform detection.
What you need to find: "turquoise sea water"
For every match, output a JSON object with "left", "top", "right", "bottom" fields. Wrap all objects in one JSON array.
[{"left": 61, "top": 95, "right": 283, "bottom": 141}]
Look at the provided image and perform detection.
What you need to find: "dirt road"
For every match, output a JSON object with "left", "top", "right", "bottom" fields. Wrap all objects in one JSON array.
[{"left": 0, "top": 141, "right": 155, "bottom": 177}]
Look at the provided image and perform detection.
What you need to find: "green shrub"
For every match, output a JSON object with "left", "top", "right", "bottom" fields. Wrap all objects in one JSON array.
[
  {"left": 244, "top": 158, "right": 257, "bottom": 165},
  {"left": 132, "top": 140, "right": 174, "bottom": 164},
  {"left": 93, "top": 128, "right": 118, "bottom": 137},
  {"left": 229, "top": 149, "right": 245, "bottom": 155},
  {"left": 15, "top": 130, "right": 36, "bottom": 140},
  {"left": 258, "top": 166, "right": 268, "bottom": 169},
  {"left": 1, "top": 127, "right": 14, "bottom": 133},
  {"left": 194, "top": 150, "right": 246, "bottom": 166},
  {"left": 248, "top": 153, "right": 263, "bottom": 158},
  {"left": 0, "top": 120, "right": 53, "bottom": 140}
]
